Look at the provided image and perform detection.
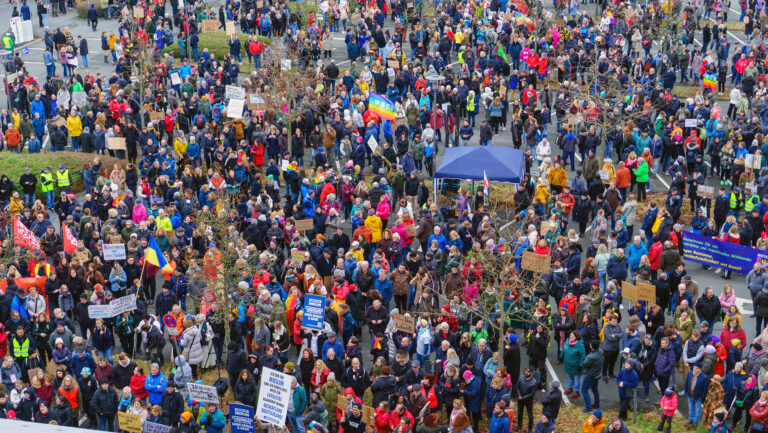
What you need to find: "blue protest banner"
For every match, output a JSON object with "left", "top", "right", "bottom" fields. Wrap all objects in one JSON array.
[
  {"left": 682, "top": 231, "right": 768, "bottom": 274},
  {"left": 229, "top": 403, "right": 255, "bottom": 433},
  {"left": 302, "top": 294, "right": 326, "bottom": 330}
]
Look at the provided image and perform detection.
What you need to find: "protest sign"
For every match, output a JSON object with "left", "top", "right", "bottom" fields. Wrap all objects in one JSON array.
[
  {"left": 636, "top": 281, "right": 656, "bottom": 303},
  {"left": 256, "top": 367, "right": 293, "bottom": 426},
  {"left": 107, "top": 137, "right": 126, "bottom": 150},
  {"left": 281, "top": 159, "right": 290, "bottom": 171},
  {"left": 202, "top": 19, "right": 218, "bottom": 33},
  {"left": 102, "top": 243, "right": 126, "bottom": 260},
  {"left": 226, "top": 85, "right": 246, "bottom": 100},
  {"left": 747, "top": 182, "right": 758, "bottom": 195},
  {"left": 111, "top": 295, "right": 137, "bottom": 315},
  {"left": 187, "top": 382, "right": 219, "bottom": 403},
  {"left": 290, "top": 250, "right": 305, "bottom": 267},
  {"left": 622, "top": 281, "right": 638, "bottom": 302},
  {"left": 295, "top": 219, "right": 313, "bottom": 232},
  {"left": 72, "top": 91, "right": 87, "bottom": 107},
  {"left": 697, "top": 185, "right": 714, "bottom": 199},
  {"left": 248, "top": 93, "right": 265, "bottom": 110},
  {"left": 746, "top": 154, "right": 762, "bottom": 170},
  {"left": 143, "top": 421, "right": 172, "bottom": 433},
  {"left": 685, "top": 118, "right": 698, "bottom": 128},
  {"left": 227, "top": 99, "right": 245, "bottom": 119},
  {"left": 87, "top": 304, "right": 112, "bottom": 319},
  {"left": 363, "top": 405, "right": 375, "bottom": 433},
  {"left": 387, "top": 59, "right": 399, "bottom": 69},
  {"left": 230, "top": 403, "right": 255, "bottom": 433},
  {"left": 539, "top": 221, "right": 551, "bottom": 235},
  {"left": 170, "top": 72, "right": 181, "bottom": 86},
  {"left": 338, "top": 395, "right": 347, "bottom": 415},
  {"left": 392, "top": 314, "right": 415, "bottom": 333},
  {"left": 149, "top": 111, "right": 164, "bottom": 121},
  {"left": 57, "top": 90, "right": 70, "bottom": 109},
  {"left": 302, "top": 294, "right": 326, "bottom": 330},
  {"left": 599, "top": 170, "right": 610, "bottom": 181},
  {"left": 521, "top": 251, "right": 551, "bottom": 273},
  {"left": 367, "top": 135, "right": 378, "bottom": 152},
  {"left": 226, "top": 21, "right": 236, "bottom": 35},
  {"left": 133, "top": 7, "right": 144, "bottom": 18},
  {"left": 683, "top": 231, "right": 768, "bottom": 273},
  {"left": 118, "top": 412, "right": 143, "bottom": 433}
]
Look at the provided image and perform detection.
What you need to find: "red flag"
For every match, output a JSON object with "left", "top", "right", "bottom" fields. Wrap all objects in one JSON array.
[
  {"left": 62, "top": 224, "right": 77, "bottom": 255},
  {"left": 13, "top": 217, "right": 40, "bottom": 251}
]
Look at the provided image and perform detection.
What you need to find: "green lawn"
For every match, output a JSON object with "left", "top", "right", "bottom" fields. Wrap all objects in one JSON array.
[
  {"left": 0, "top": 151, "right": 121, "bottom": 197},
  {"left": 162, "top": 33, "right": 272, "bottom": 73}
]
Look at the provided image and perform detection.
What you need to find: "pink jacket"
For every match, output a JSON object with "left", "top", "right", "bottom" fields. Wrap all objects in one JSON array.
[
  {"left": 719, "top": 292, "right": 736, "bottom": 313},
  {"left": 660, "top": 394, "right": 677, "bottom": 417},
  {"left": 132, "top": 203, "right": 147, "bottom": 225},
  {"left": 376, "top": 200, "right": 391, "bottom": 220}
]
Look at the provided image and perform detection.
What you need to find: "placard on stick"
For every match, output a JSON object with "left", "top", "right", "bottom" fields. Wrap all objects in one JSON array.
[
  {"left": 290, "top": 250, "right": 305, "bottom": 267},
  {"left": 636, "top": 281, "right": 656, "bottom": 303},
  {"left": 107, "top": 137, "right": 126, "bottom": 150},
  {"left": 202, "top": 19, "right": 219, "bottom": 33},
  {"left": 149, "top": 111, "right": 164, "bottom": 121},
  {"left": 539, "top": 221, "right": 551, "bottom": 235},
  {"left": 295, "top": 219, "right": 313, "bottom": 232},
  {"left": 697, "top": 185, "right": 714, "bottom": 199},
  {"left": 226, "top": 21, "right": 236, "bottom": 35},
  {"left": 133, "top": 7, "right": 144, "bottom": 18},
  {"left": 186, "top": 382, "right": 219, "bottom": 403},
  {"left": 118, "top": 412, "right": 143, "bottom": 433},
  {"left": 622, "top": 281, "right": 638, "bottom": 302},
  {"left": 521, "top": 251, "right": 551, "bottom": 273},
  {"left": 392, "top": 314, "right": 415, "bottom": 333}
]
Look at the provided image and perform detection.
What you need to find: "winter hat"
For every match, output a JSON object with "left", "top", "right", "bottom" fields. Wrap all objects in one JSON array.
[
  {"left": 180, "top": 412, "right": 193, "bottom": 423},
  {"left": 664, "top": 387, "right": 675, "bottom": 397},
  {"left": 704, "top": 345, "right": 716, "bottom": 354},
  {"left": 462, "top": 370, "right": 474, "bottom": 380},
  {"left": 508, "top": 334, "right": 518, "bottom": 344},
  {"left": 593, "top": 409, "right": 602, "bottom": 419},
  {"left": 81, "top": 367, "right": 91, "bottom": 375},
  {"left": 284, "top": 362, "right": 294, "bottom": 371}
]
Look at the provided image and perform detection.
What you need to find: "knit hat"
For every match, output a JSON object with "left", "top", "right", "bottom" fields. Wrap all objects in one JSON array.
[
  {"left": 593, "top": 409, "right": 602, "bottom": 419},
  {"left": 664, "top": 387, "right": 675, "bottom": 397},
  {"left": 81, "top": 367, "right": 91, "bottom": 375},
  {"left": 180, "top": 412, "right": 193, "bottom": 423},
  {"left": 284, "top": 362, "right": 294, "bottom": 371},
  {"left": 462, "top": 370, "right": 474, "bottom": 380},
  {"left": 508, "top": 334, "right": 518, "bottom": 344}
]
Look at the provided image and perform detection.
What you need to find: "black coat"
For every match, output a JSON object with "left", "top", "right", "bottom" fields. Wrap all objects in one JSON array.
[
  {"left": 370, "top": 374, "right": 396, "bottom": 407},
  {"left": 233, "top": 377, "right": 257, "bottom": 407},
  {"left": 113, "top": 361, "right": 137, "bottom": 390},
  {"left": 342, "top": 367, "right": 371, "bottom": 398},
  {"left": 160, "top": 390, "right": 185, "bottom": 424},
  {"left": 540, "top": 388, "right": 562, "bottom": 419},
  {"left": 91, "top": 387, "right": 118, "bottom": 416},
  {"left": 226, "top": 342, "right": 248, "bottom": 377},
  {"left": 50, "top": 403, "right": 73, "bottom": 426}
]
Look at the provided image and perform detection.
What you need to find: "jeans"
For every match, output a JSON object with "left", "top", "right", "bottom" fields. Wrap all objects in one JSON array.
[
  {"left": 567, "top": 374, "right": 582, "bottom": 392},
  {"left": 563, "top": 151, "right": 575, "bottom": 170},
  {"left": 81, "top": 54, "right": 88, "bottom": 67},
  {"left": 97, "top": 347, "right": 113, "bottom": 364},
  {"left": 582, "top": 375, "right": 600, "bottom": 411},
  {"left": 71, "top": 136, "right": 79, "bottom": 151},
  {"left": 98, "top": 415, "right": 114, "bottom": 431},
  {"left": 46, "top": 63, "right": 55, "bottom": 76},
  {"left": 45, "top": 190, "right": 54, "bottom": 209},
  {"left": 687, "top": 397, "right": 703, "bottom": 423},
  {"left": 24, "top": 193, "right": 35, "bottom": 207},
  {"left": 287, "top": 412, "right": 304, "bottom": 433}
]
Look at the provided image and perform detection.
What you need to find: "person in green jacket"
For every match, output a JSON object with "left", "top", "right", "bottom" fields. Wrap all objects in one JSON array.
[
  {"left": 288, "top": 378, "right": 308, "bottom": 433},
  {"left": 562, "top": 331, "right": 586, "bottom": 399},
  {"left": 319, "top": 373, "right": 343, "bottom": 430},
  {"left": 634, "top": 157, "right": 649, "bottom": 201}
]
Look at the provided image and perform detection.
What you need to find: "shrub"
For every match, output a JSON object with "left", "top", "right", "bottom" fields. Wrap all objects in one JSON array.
[{"left": 77, "top": 2, "right": 104, "bottom": 18}]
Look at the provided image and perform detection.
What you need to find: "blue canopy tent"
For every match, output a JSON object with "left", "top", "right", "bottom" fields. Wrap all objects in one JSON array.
[{"left": 433, "top": 146, "right": 526, "bottom": 200}]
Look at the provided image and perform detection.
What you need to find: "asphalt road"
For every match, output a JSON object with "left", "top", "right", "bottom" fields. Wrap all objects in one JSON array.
[{"left": 0, "top": 0, "right": 759, "bottom": 420}]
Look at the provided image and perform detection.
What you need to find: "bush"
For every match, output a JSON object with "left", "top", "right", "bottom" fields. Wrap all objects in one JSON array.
[
  {"left": 77, "top": 2, "right": 104, "bottom": 18},
  {"left": 162, "top": 33, "right": 271, "bottom": 73},
  {"left": 0, "top": 151, "right": 122, "bottom": 197},
  {"left": 288, "top": 2, "right": 318, "bottom": 27}
]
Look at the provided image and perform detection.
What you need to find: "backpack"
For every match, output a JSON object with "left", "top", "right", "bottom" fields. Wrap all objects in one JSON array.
[{"left": 214, "top": 377, "right": 229, "bottom": 396}]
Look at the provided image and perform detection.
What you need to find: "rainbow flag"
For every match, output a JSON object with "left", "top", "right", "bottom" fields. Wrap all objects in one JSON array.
[
  {"left": 703, "top": 71, "right": 717, "bottom": 90},
  {"left": 497, "top": 42, "right": 507, "bottom": 63},
  {"left": 368, "top": 93, "right": 396, "bottom": 120},
  {"left": 145, "top": 235, "right": 172, "bottom": 272}
]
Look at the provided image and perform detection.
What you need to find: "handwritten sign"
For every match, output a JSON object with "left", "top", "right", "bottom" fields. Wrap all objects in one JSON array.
[
  {"left": 636, "top": 281, "right": 656, "bottom": 303},
  {"left": 133, "top": 7, "right": 144, "bottom": 18},
  {"left": 170, "top": 72, "right": 181, "bottom": 86},
  {"left": 599, "top": 170, "right": 610, "bottom": 181},
  {"left": 202, "top": 19, "right": 218, "bottom": 33},
  {"left": 72, "top": 91, "right": 87, "bottom": 107},
  {"left": 697, "top": 185, "right": 714, "bottom": 199},
  {"left": 143, "top": 421, "right": 172, "bottom": 433},
  {"left": 392, "top": 314, "right": 415, "bottom": 333},
  {"left": 622, "top": 281, "right": 638, "bottom": 302},
  {"left": 111, "top": 295, "right": 137, "bottom": 315},
  {"left": 256, "top": 367, "right": 293, "bottom": 426},
  {"left": 118, "top": 412, "right": 143, "bottom": 433},
  {"left": 102, "top": 243, "right": 126, "bottom": 260},
  {"left": 685, "top": 118, "right": 698, "bottom": 128},
  {"left": 295, "top": 219, "right": 313, "bottom": 232},
  {"left": 149, "top": 111, "right": 164, "bottom": 121},
  {"left": 226, "top": 21, "right": 236, "bottom": 35},
  {"left": 226, "top": 85, "right": 246, "bottom": 100},
  {"left": 746, "top": 154, "right": 762, "bottom": 170},
  {"left": 521, "top": 251, "right": 551, "bottom": 273},
  {"left": 187, "top": 382, "right": 220, "bottom": 403},
  {"left": 746, "top": 182, "right": 758, "bottom": 195},
  {"left": 107, "top": 137, "right": 126, "bottom": 150},
  {"left": 302, "top": 294, "right": 326, "bottom": 330},
  {"left": 227, "top": 99, "right": 245, "bottom": 119},
  {"left": 87, "top": 304, "right": 112, "bottom": 319}
]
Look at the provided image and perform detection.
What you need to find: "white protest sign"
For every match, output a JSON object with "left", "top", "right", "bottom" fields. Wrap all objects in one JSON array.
[
  {"left": 281, "top": 159, "right": 290, "bottom": 171},
  {"left": 88, "top": 304, "right": 112, "bottom": 319},
  {"left": 171, "top": 72, "right": 181, "bottom": 86},
  {"left": 226, "top": 85, "right": 246, "bottom": 100},
  {"left": 599, "top": 170, "right": 610, "bottom": 181},
  {"left": 367, "top": 135, "right": 378, "bottom": 152},
  {"left": 102, "top": 243, "right": 126, "bottom": 261},
  {"left": 685, "top": 118, "right": 698, "bottom": 128},
  {"left": 143, "top": 421, "right": 172, "bottom": 433},
  {"left": 57, "top": 90, "right": 71, "bottom": 110},
  {"left": 111, "top": 295, "right": 137, "bottom": 315},
  {"left": 227, "top": 99, "right": 245, "bottom": 119},
  {"left": 186, "top": 382, "right": 219, "bottom": 403},
  {"left": 256, "top": 367, "right": 293, "bottom": 426},
  {"left": 72, "top": 91, "right": 87, "bottom": 107}
]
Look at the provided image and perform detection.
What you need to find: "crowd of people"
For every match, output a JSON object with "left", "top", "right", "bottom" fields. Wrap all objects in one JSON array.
[{"left": 1, "top": 0, "right": 768, "bottom": 432}]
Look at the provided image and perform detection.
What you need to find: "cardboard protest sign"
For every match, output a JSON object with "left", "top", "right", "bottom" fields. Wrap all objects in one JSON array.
[
  {"left": 202, "top": 19, "right": 218, "bottom": 33},
  {"left": 746, "top": 154, "right": 762, "bottom": 170},
  {"left": 621, "top": 281, "right": 638, "bottom": 302},
  {"left": 226, "top": 21, "right": 236, "bottom": 35},
  {"left": 521, "top": 251, "right": 551, "bottom": 273},
  {"left": 539, "top": 221, "right": 551, "bottom": 235},
  {"left": 392, "top": 314, "right": 415, "bottom": 333},
  {"left": 256, "top": 367, "right": 293, "bottom": 426},
  {"left": 133, "top": 7, "right": 144, "bottom": 18},
  {"left": 636, "top": 281, "right": 656, "bottom": 303},
  {"left": 186, "top": 382, "right": 219, "bottom": 403},
  {"left": 248, "top": 93, "right": 265, "bottom": 110},
  {"left": 295, "top": 219, "right": 313, "bottom": 232},
  {"left": 102, "top": 243, "right": 126, "bottom": 260},
  {"left": 149, "top": 111, "right": 164, "bottom": 121},
  {"left": 302, "top": 295, "right": 326, "bottom": 330},
  {"left": 118, "top": 412, "right": 143, "bottom": 433},
  {"left": 107, "top": 137, "right": 126, "bottom": 150},
  {"left": 697, "top": 185, "right": 714, "bottom": 199}
]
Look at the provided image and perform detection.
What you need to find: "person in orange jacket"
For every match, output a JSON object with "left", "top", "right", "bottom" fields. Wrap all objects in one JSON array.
[{"left": 4, "top": 123, "right": 21, "bottom": 152}]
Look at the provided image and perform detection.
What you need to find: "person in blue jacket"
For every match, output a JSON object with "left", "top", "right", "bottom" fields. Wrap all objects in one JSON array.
[
  {"left": 485, "top": 378, "right": 506, "bottom": 418},
  {"left": 617, "top": 359, "right": 639, "bottom": 420},
  {"left": 488, "top": 401, "right": 510, "bottom": 433},
  {"left": 684, "top": 362, "right": 709, "bottom": 428},
  {"left": 144, "top": 363, "right": 167, "bottom": 406},
  {"left": 202, "top": 402, "right": 226, "bottom": 433},
  {"left": 461, "top": 369, "right": 482, "bottom": 431}
]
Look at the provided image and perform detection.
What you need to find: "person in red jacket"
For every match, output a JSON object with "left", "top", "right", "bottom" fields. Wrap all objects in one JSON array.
[
  {"left": 129, "top": 365, "right": 149, "bottom": 400},
  {"left": 648, "top": 240, "right": 663, "bottom": 280}
]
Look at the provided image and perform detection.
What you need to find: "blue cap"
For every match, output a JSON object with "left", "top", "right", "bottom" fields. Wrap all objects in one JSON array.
[
  {"left": 508, "top": 334, "right": 518, "bottom": 344},
  {"left": 593, "top": 409, "right": 602, "bottom": 418},
  {"left": 81, "top": 367, "right": 91, "bottom": 375}
]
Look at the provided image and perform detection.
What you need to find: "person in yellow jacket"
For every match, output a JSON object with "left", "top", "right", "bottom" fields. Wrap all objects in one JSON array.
[
  {"left": 535, "top": 178, "right": 549, "bottom": 204},
  {"left": 173, "top": 131, "right": 188, "bottom": 157},
  {"left": 364, "top": 209, "right": 383, "bottom": 243},
  {"left": 601, "top": 158, "right": 616, "bottom": 186},
  {"left": 349, "top": 241, "right": 364, "bottom": 262},
  {"left": 155, "top": 209, "right": 174, "bottom": 237},
  {"left": 581, "top": 410, "right": 606, "bottom": 433},
  {"left": 548, "top": 162, "right": 567, "bottom": 193},
  {"left": 8, "top": 191, "right": 23, "bottom": 216},
  {"left": 66, "top": 111, "right": 83, "bottom": 152}
]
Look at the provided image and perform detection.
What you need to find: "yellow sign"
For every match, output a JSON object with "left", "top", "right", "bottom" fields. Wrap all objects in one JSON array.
[{"left": 118, "top": 412, "right": 142, "bottom": 433}]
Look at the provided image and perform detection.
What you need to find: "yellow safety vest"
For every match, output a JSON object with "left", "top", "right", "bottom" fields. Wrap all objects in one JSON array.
[
  {"left": 12, "top": 337, "right": 29, "bottom": 358},
  {"left": 2, "top": 36, "right": 12, "bottom": 50},
  {"left": 56, "top": 170, "right": 70, "bottom": 187},
  {"left": 41, "top": 172, "right": 54, "bottom": 192},
  {"left": 458, "top": 51, "right": 465, "bottom": 65},
  {"left": 34, "top": 263, "right": 52, "bottom": 277},
  {"left": 746, "top": 194, "right": 760, "bottom": 212},
  {"left": 466, "top": 95, "right": 475, "bottom": 112}
]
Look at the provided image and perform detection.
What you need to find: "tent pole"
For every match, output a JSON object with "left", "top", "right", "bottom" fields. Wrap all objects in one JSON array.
[{"left": 433, "top": 179, "right": 438, "bottom": 203}]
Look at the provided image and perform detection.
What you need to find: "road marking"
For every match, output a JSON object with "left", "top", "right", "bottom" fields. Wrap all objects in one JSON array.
[
  {"left": 655, "top": 173, "right": 670, "bottom": 189},
  {"left": 545, "top": 358, "right": 571, "bottom": 406},
  {"left": 736, "top": 296, "right": 754, "bottom": 314}
]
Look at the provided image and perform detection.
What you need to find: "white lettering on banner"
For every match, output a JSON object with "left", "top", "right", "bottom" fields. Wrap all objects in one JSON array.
[
  {"left": 87, "top": 304, "right": 112, "bottom": 319},
  {"left": 186, "top": 382, "right": 219, "bottom": 403},
  {"left": 226, "top": 85, "right": 246, "bottom": 100},
  {"left": 256, "top": 367, "right": 293, "bottom": 426},
  {"left": 102, "top": 243, "right": 126, "bottom": 261}
]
